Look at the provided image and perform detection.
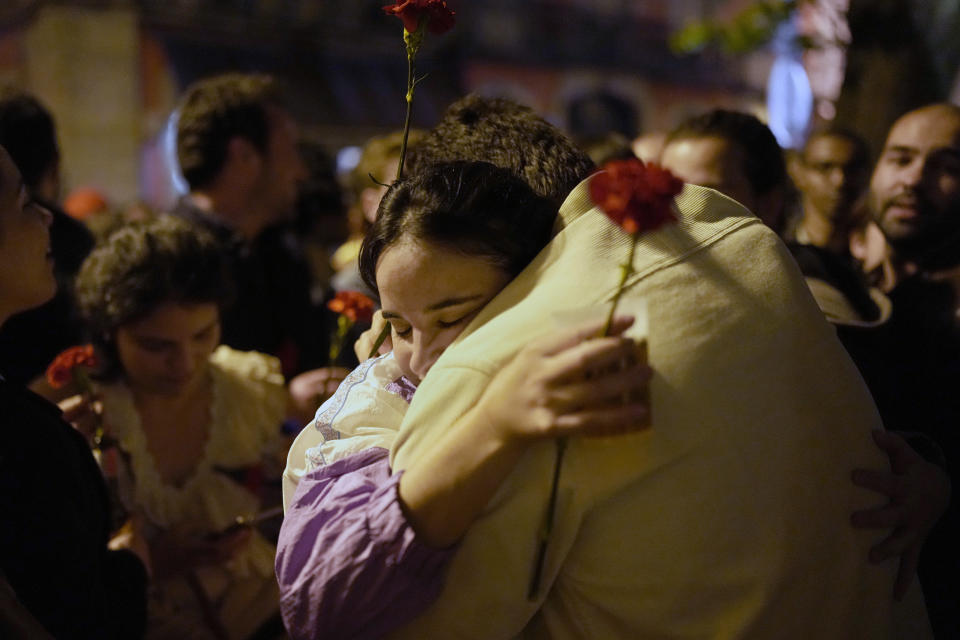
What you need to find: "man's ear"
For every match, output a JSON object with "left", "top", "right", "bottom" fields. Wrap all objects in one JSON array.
[
  {"left": 224, "top": 137, "right": 263, "bottom": 176},
  {"left": 36, "top": 161, "right": 61, "bottom": 204},
  {"left": 785, "top": 150, "right": 807, "bottom": 192}
]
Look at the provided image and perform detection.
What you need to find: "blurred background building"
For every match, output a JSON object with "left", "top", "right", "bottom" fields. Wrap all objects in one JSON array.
[{"left": 0, "top": 0, "right": 957, "bottom": 212}]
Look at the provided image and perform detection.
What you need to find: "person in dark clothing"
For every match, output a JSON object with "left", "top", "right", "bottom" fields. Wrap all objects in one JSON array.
[
  {"left": 865, "top": 102, "right": 960, "bottom": 638},
  {"left": 173, "top": 74, "right": 357, "bottom": 379},
  {"left": 0, "top": 144, "right": 147, "bottom": 638},
  {"left": 0, "top": 89, "right": 95, "bottom": 385},
  {"left": 785, "top": 127, "right": 872, "bottom": 255}
]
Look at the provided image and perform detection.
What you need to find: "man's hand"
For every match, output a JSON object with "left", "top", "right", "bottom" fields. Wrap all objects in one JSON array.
[{"left": 851, "top": 429, "right": 951, "bottom": 600}]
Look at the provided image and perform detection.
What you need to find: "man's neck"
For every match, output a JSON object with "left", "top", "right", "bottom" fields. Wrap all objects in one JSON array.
[
  {"left": 800, "top": 208, "right": 847, "bottom": 253},
  {"left": 188, "top": 189, "right": 263, "bottom": 241}
]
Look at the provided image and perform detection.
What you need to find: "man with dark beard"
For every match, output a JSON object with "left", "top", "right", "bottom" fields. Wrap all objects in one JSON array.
[
  {"left": 871, "top": 104, "right": 960, "bottom": 279},
  {"left": 868, "top": 102, "right": 960, "bottom": 638}
]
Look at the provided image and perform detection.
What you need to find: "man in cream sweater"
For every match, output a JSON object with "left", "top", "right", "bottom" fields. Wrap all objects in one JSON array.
[{"left": 388, "top": 96, "right": 929, "bottom": 638}]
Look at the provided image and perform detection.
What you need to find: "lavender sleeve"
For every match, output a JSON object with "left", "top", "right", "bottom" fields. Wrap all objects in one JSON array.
[{"left": 275, "top": 447, "right": 456, "bottom": 640}]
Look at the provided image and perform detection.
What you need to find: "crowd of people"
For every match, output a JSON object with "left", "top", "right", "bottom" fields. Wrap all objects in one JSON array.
[{"left": 0, "top": 69, "right": 958, "bottom": 639}]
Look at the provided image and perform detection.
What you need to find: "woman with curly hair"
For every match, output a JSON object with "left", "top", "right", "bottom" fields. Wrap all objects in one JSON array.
[{"left": 70, "top": 216, "right": 291, "bottom": 640}]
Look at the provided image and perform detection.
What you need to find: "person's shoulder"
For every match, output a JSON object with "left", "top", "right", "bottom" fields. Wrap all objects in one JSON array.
[
  {"left": 0, "top": 380, "right": 63, "bottom": 425},
  {"left": 0, "top": 381, "right": 92, "bottom": 471},
  {"left": 169, "top": 198, "right": 240, "bottom": 246}
]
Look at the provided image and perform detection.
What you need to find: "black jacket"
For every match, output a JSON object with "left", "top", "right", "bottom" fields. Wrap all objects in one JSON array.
[{"left": 0, "top": 380, "right": 146, "bottom": 639}]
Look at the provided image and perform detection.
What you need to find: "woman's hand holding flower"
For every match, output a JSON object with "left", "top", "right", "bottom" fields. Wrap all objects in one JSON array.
[
  {"left": 58, "top": 393, "right": 104, "bottom": 446},
  {"left": 476, "top": 315, "right": 652, "bottom": 444}
]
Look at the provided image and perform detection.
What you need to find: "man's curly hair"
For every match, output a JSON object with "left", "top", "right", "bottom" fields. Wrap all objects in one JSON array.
[
  {"left": 408, "top": 95, "right": 595, "bottom": 204},
  {"left": 176, "top": 73, "right": 283, "bottom": 190}
]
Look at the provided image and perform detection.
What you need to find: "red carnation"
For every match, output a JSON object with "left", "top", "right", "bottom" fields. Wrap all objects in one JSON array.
[
  {"left": 328, "top": 291, "right": 376, "bottom": 325},
  {"left": 46, "top": 345, "right": 99, "bottom": 389},
  {"left": 590, "top": 158, "right": 684, "bottom": 234},
  {"left": 383, "top": 0, "right": 455, "bottom": 35},
  {"left": 328, "top": 292, "right": 377, "bottom": 363}
]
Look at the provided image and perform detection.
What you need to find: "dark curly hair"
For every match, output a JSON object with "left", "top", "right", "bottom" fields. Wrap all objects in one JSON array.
[
  {"left": 407, "top": 95, "right": 595, "bottom": 204},
  {"left": 75, "top": 216, "right": 234, "bottom": 380},
  {"left": 359, "top": 161, "right": 558, "bottom": 293},
  {"left": 176, "top": 73, "right": 284, "bottom": 190},
  {"left": 0, "top": 89, "right": 59, "bottom": 193}
]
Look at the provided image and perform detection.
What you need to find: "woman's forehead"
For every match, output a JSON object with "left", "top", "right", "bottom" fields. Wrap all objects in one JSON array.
[
  {"left": 377, "top": 239, "right": 509, "bottom": 312},
  {"left": 123, "top": 302, "right": 220, "bottom": 335}
]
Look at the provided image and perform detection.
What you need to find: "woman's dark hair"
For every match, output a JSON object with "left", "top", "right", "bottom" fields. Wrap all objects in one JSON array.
[
  {"left": 0, "top": 90, "right": 59, "bottom": 192},
  {"left": 359, "top": 161, "right": 558, "bottom": 293},
  {"left": 75, "top": 215, "right": 234, "bottom": 380}
]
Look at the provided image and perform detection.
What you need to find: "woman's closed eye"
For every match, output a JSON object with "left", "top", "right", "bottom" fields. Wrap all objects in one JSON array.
[
  {"left": 436, "top": 302, "right": 485, "bottom": 329},
  {"left": 391, "top": 312, "right": 473, "bottom": 338},
  {"left": 437, "top": 314, "right": 471, "bottom": 328}
]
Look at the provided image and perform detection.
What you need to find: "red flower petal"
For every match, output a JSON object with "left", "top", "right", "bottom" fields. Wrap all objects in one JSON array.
[
  {"left": 46, "top": 345, "right": 99, "bottom": 389},
  {"left": 327, "top": 291, "right": 377, "bottom": 325},
  {"left": 590, "top": 158, "right": 683, "bottom": 235},
  {"left": 383, "top": 0, "right": 455, "bottom": 35}
]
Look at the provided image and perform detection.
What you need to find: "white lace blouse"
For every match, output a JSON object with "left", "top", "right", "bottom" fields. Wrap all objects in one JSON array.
[
  {"left": 282, "top": 352, "right": 413, "bottom": 512},
  {"left": 96, "top": 345, "right": 287, "bottom": 639}
]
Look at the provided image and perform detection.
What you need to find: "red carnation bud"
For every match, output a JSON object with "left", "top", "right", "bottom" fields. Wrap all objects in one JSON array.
[{"left": 383, "top": 0, "right": 456, "bottom": 35}]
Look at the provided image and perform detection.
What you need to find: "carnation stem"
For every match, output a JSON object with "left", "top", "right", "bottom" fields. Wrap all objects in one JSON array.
[
  {"left": 329, "top": 316, "right": 353, "bottom": 364},
  {"left": 528, "top": 437, "right": 567, "bottom": 600},
  {"left": 601, "top": 229, "right": 640, "bottom": 336},
  {"left": 529, "top": 229, "right": 641, "bottom": 597},
  {"left": 396, "top": 34, "right": 417, "bottom": 181},
  {"left": 367, "top": 323, "right": 392, "bottom": 360}
]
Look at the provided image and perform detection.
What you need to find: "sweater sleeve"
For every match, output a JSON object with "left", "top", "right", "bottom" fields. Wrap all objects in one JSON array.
[{"left": 275, "top": 447, "right": 456, "bottom": 640}]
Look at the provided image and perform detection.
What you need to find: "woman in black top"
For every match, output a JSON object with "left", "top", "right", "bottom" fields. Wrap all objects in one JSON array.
[{"left": 0, "top": 144, "right": 147, "bottom": 639}]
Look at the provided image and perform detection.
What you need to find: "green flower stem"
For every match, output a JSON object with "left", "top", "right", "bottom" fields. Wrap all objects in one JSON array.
[
  {"left": 367, "top": 322, "right": 392, "bottom": 359},
  {"left": 329, "top": 315, "right": 354, "bottom": 364},
  {"left": 531, "top": 229, "right": 640, "bottom": 599},
  {"left": 528, "top": 437, "right": 567, "bottom": 600},
  {"left": 396, "top": 51, "right": 414, "bottom": 180},
  {"left": 396, "top": 22, "right": 425, "bottom": 181},
  {"left": 601, "top": 229, "right": 640, "bottom": 337}
]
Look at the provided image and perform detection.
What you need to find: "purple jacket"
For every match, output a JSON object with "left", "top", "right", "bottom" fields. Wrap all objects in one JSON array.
[{"left": 276, "top": 447, "right": 456, "bottom": 639}]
